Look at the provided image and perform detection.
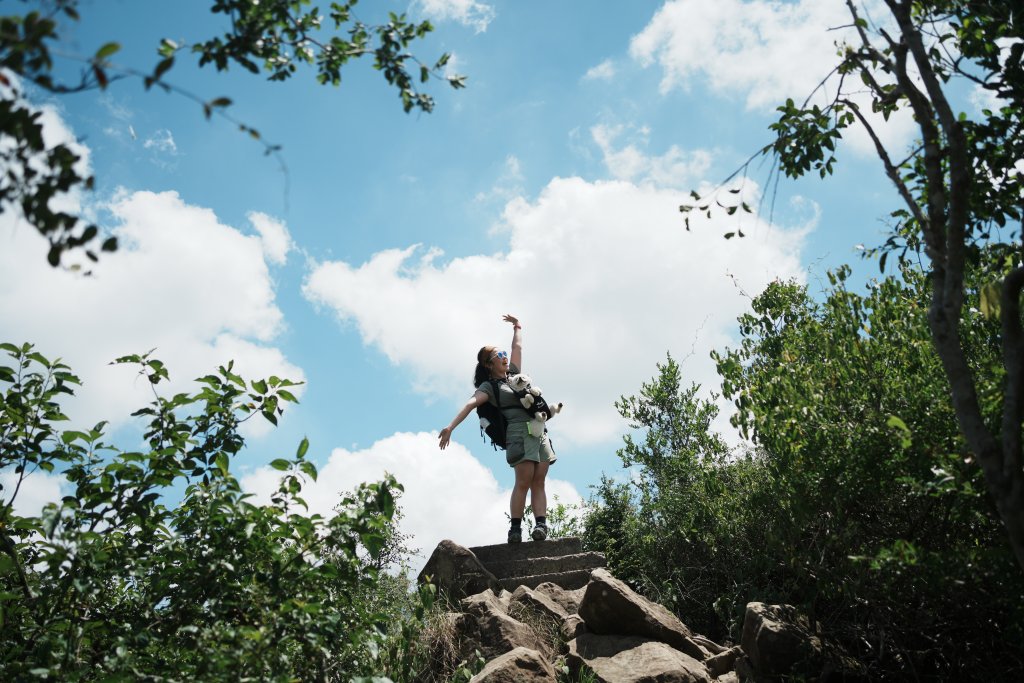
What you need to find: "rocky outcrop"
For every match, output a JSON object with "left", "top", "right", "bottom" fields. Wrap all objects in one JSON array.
[
  {"left": 567, "top": 634, "right": 712, "bottom": 683},
  {"left": 418, "top": 539, "right": 500, "bottom": 602},
  {"left": 419, "top": 539, "right": 861, "bottom": 682},
  {"left": 459, "top": 590, "right": 548, "bottom": 660},
  {"left": 469, "top": 646, "right": 556, "bottom": 682},
  {"left": 579, "top": 568, "right": 708, "bottom": 661}
]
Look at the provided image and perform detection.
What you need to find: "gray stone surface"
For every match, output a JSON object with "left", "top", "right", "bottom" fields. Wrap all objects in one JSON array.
[
  {"left": 489, "top": 551, "right": 607, "bottom": 580},
  {"left": 469, "top": 646, "right": 557, "bottom": 683},
  {"left": 469, "top": 536, "right": 583, "bottom": 565},
  {"left": 511, "top": 585, "right": 569, "bottom": 622},
  {"left": 567, "top": 633, "right": 712, "bottom": 683},
  {"left": 418, "top": 539, "right": 500, "bottom": 602},
  {"left": 460, "top": 590, "right": 547, "bottom": 660},
  {"left": 534, "top": 581, "right": 586, "bottom": 615},
  {"left": 705, "top": 645, "right": 742, "bottom": 677},
  {"left": 497, "top": 568, "right": 592, "bottom": 593},
  {"left": 579, "top": 568, "right": 706, "bottom": 660}
]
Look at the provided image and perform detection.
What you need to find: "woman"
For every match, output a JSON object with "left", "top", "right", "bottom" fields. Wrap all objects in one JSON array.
[{"left": 438, "top": 314, "right": 557, "bottom": 544}]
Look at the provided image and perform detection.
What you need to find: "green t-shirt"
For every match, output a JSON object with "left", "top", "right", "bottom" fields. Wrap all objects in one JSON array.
[{"left": 477, "top": 365, "right": 531, "bottom": 424}]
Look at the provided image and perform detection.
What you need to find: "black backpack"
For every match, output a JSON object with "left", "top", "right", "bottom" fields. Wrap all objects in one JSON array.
[{"left": 477, "top": 379, "right": 508, "bottom": 450}]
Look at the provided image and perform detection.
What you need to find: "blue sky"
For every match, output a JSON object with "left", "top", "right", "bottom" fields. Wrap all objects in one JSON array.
[{"left": 3, "top": 0, "right": 951, "bottom": 564}]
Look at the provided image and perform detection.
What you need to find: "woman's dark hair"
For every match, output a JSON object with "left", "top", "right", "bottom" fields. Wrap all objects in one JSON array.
[{"left": 474, "top": 346, "right": 495, "bottom": 388}]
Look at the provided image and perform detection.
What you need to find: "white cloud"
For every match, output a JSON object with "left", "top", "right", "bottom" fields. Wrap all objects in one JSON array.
[
  {"left": 475, "top": 154, "right": 526, "bottom": 207},
  {"left": 630, "top": 0, "right": 855, "bottom": 108},
  {"left": 143, "top": 128, "right": 178, "bottom": 155},
  {"left": 240, "top": 431, "right": 583, "bottom": 571},
  {"left": 248, "top": 211, "right": 293, "bottom": 265},
  {"left": 584, "top": 60, "right": 617, "bottom": 82},
  {"left": 629, "top": 0, "right": 915, "bottom": 156},
  {"left": 304, "top": 166, "right": 808, "bottom": 448},
  {"left": 416, "top": 0, "right": 495, "bottom": 32},
  {"left": 1, "top": 188, "right": 305, "bottom": 435},
  {"left": 1, "top": 469, "right": 66, "bottom": 518},
  {"left": 591, "top": 123, "right": 712, "bottom": 188}
]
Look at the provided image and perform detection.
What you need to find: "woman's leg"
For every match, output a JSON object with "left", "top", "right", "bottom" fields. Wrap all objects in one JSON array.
[
  {"left": 511, "top": 461, "right": 536, "bottom": 519},
  {"left": 529, "top": 461, "right": 550, "bottom": 518}
]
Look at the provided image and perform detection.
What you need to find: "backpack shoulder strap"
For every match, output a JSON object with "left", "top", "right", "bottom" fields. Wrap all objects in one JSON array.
[{"left": 488, "top": 379, "right": 502, "bottom": 408}]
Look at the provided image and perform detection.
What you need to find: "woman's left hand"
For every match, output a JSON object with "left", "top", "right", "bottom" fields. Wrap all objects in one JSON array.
[{"left": 503, "top": 314, "right": 520, "bottom": 327}]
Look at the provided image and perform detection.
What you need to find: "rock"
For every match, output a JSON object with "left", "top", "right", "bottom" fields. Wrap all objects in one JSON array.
[
  {"left": 419, "top": 540, "right": 500, "bottom": 602},
  {"left": 714, "top": 673, "right": 739, "bottom": 683},
  {"left": 461, "top": 590, "right": 546, "bottom": 659},
  {"left": 567, "top": 633, "right": 712, "bottom": 683},
  {"left": 534, "top": 581, "right": 585, "bottom": 615},
  {"left": 579, "top": 568, "right": 706, "bottom": 660},
  {"left": 469, "top": 646, "right": 557, "bottom": 683},
  {"left": 691, "top": 635, "right": 728, "bottom": 656},
  {"left": 704, "top": 645, "right": 742, "bottom": 678},
  {"left": 561, "top": 614, "right": 588, "bottom": 641},
  {"left": 512, "top": 585, "right": 569, "bottom": 622},
  {"left": 740, "top": 602, "right": 822, "bottom": 678}
]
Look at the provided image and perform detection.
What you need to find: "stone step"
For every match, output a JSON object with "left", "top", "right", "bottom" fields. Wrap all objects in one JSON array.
[
  {"left": 487, "top": 551, "right": 606, "bottom": 580},
  {"left": 469, "top": 536, "right": 583, "bottom": 565},
  {"left": 497, "top": 568, "right": 593, "bottom": 593}
]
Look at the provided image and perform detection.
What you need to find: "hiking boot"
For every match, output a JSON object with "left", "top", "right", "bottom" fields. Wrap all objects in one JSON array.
[
  {"left": 531, "top": 523, "right": 548, "bottom": 541},
  {"left": 507, "top": 527, "right": 522, "bottom": 544}
]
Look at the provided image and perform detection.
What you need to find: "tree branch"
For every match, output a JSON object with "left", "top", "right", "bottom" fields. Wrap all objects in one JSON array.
[{"left": 840, "top": 97, "right": 926, "bottom": 228}]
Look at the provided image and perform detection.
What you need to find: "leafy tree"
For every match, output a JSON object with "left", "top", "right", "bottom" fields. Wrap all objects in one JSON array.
[
  {"left": 0, "top": 342, "right": 427, "bottom": 681},
  {"left": 0, "top": 0, "right": 465, "bottom": 266},
  {"left": 684, "top": 0, "right": 1024, "bottom": 572},
  {"left": 585, "top": 266, "right": 1024, "bottom": 678}
]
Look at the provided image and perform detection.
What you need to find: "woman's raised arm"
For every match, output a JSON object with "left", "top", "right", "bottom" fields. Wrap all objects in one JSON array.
[{"left": 504, "top": 314, "right": 522, "bottom": 369}]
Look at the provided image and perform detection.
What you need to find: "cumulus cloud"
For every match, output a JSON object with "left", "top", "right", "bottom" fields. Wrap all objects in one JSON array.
[
  {"left": 416, "top": 0, "right": 495, "bottom": 32},
  {"left": 304, "top": 150, "right": 808, "bottom": 447},
  {"left": 0, "top": 188, "right": 305, "bottom": 435},
  {"left": 630, "top": 0, "right": 915, "bottom": 156},
  {"left": 1, "top": 469, "right": 66, "bottom": 518},
  {"left": 248, "top": 211, "right": 294, "bottom": 265},
  {"left": 240, "top": 431, "right": 584, "bottom": 571},
  {"left": 591, "top": 123, "right": 712, "bottom": 188},
  {"left": 584, "top": 60, "right": 617, "bottom": 82}
]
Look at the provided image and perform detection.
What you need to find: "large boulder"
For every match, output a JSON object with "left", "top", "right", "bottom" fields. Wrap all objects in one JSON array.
[
  {"left": 534, "top": 581, "right": 586, "bottom": 615},
  {"left": 511, "top": 585, "right": 569, "bottom": 623},
  {"left": 567, "top": 633, "right": 712, "bottom": 683},
  {"left": 469, "top": 646, "right": 557, "bottom": 683},
  {"left": 741, "top": 602, "right": 823, "bottom": 678},
  {"left": 419, "top": 540, "right": 500, "bottom": 602},
  {"left": 579, "top": 568, "right": 707, "bottom": 660},
  {"left": 460, "top": 590, "right": 547, "bottom": 660}
]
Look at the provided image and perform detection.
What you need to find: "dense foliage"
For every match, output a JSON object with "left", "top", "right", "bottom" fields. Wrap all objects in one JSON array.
[
  {"left": 583, "top": 265, "right": 1024, "bottom": 679},
  {"left": 0, "top": 343, "right": 431, "bottom": 681},
  {"left": 683, "top": 0, "right": 1024, "bottom": 571}
]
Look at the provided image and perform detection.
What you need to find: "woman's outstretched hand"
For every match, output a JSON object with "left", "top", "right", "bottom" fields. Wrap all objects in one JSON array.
[
  {"left": 503, "top": 314, "right": 520, "bottom": 327},
  {"left": 438, "top": 427, "right": 452, "bottom": 450}
]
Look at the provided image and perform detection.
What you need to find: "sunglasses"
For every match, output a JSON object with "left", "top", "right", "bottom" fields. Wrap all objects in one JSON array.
[{"left": 489, "top": 350, "right": 508, "bottom": 362}]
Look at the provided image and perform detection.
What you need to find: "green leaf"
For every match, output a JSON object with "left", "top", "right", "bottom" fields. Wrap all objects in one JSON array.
[
  {"left": 270, "top": 458, "right": 290, "bottom": 471},
  {"left": 979, "top": 281, "right": 1001, "bottom": 320},
  {"left": 214, "top": 452, "right": 230, "bottom": 477},
  {"left": 296, "top": 437, "right": 309, "bottom": 459},
  {"left": 299, "top": 461, "right": 318, "bottom": 482},
  {"left": 96, "top": 42, "right": 121, "bottom": 60}
]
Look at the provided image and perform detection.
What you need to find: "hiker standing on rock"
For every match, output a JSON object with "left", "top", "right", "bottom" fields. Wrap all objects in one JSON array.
[{"left": 438, "top": 314, "right": 557, "bottom": 544}]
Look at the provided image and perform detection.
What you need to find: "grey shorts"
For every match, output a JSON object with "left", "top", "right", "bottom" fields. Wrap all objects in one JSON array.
[{"left": 505, "top": 421, "right": 557, "bottom": 468}]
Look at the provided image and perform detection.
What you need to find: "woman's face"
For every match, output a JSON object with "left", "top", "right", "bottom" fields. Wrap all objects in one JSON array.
[{"left": 488, "top": 348, "right": 509, "bottom": 375}]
